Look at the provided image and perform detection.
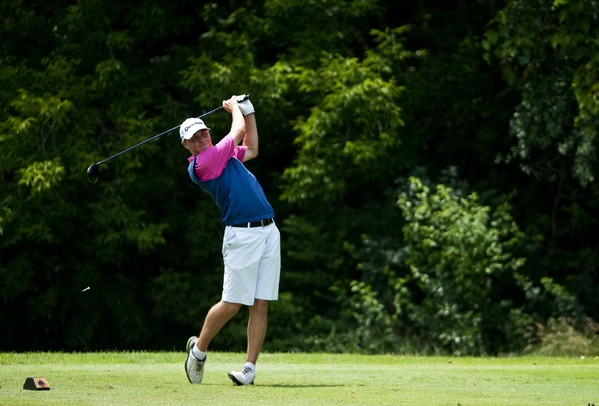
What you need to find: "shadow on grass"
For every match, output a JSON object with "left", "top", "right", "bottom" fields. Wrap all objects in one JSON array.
[{"left": 265, "top": 384, "right": 358, "bottom": 388}]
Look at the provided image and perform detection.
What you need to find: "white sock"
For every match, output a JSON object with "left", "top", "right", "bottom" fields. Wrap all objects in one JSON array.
[
  {"left": 192, "top": 346, "right": 206, "bottom": 360},
  {"left": 244, "top": 362, "right": 255, "bottom": 372}
]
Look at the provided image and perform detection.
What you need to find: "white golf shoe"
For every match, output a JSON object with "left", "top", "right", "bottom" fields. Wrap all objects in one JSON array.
[
  {"left": 185, "top": 336, "right": 205, "bottom": 384},
  {"left": 228, "top": 366, "right": 255, "bottom": 385}
]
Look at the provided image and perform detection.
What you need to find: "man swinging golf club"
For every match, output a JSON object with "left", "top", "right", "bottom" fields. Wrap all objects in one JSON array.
[{"left": 181, "top": 95, "right": 281, "bottom": 386}]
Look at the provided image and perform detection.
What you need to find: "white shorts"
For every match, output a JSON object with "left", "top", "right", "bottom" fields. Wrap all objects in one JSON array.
[{"left": 221, "top": 222, "right": 281, "bottom": 306}]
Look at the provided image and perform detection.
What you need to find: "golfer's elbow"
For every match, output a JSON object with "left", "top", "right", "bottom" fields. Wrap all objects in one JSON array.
[
  {"left": 244, "top": 145, "right": 259, "bottom": 161},
  {"left": 231, "top": 128, "right": 245, "bottom": 145}
]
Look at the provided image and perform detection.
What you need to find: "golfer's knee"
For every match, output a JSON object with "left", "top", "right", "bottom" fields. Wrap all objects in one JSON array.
[
  {"left": 219, "top": 300, "right": 242, "bottom": 314},
  {"left": 250, "top": 299, "right": 268, "bottom": 313}
]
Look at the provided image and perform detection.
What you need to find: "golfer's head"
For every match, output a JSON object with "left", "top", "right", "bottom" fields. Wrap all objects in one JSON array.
[
  {"left": 180, "top": 118, "right": 212, "bottom": 154},
  {"left": 180, "top": 118, "right": 210, "bottom": 142}
]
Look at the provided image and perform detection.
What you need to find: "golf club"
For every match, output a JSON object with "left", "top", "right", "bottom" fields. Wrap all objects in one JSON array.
[{"left": 86, "top": 95, "right": 249, "bottom": 183}]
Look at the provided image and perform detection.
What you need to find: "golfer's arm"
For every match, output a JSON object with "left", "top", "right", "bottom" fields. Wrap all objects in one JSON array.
[
  {"left": 230, "top": 104, "right": 246, "bottom": 145},
  {"left": 242, "top": 114, "right": 259, "bottom": 162}
]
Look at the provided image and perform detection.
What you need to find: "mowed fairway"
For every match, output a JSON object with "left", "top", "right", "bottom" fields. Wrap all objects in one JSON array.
[{"left": 1, "top": 352, "right": 598, "bottom": 405}]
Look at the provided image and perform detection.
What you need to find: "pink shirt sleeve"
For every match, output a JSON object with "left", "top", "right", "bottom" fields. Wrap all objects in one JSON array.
[{"left": 189, "top": 134, "right": 246, "bottom": 181}]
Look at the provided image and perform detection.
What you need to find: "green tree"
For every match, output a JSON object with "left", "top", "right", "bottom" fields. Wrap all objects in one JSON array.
[
  {"left": 344, "top": 177, "right": 525, "bottom": 355},
  {"left": 0, "top": 0, "right": 216, "bottom": 350},
  {"left": 485, "top": 0, "right": 599, "bottom": 186},
  {"left": 484, "top": 0, "right": 599, "bottom": 324},
  {"left": 2, "top": 0, "right": 597, "bottom": 355}
]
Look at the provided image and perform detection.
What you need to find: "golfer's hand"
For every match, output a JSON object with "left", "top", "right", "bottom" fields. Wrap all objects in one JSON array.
[
  {"left": 235, "top": 94, "right": 255, "bottom": 116},
  {"left": 222, "top": 97, "right": 239, "bottom": 113}
]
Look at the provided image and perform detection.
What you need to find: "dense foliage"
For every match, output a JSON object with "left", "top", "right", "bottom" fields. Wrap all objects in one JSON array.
[{"left": 1, "top": 0, "right": 598, "bottom": 355}]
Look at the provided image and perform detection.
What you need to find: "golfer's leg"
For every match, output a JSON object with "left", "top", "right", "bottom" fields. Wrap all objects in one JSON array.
[
  {"left": 246, "top": 299, "right": 268, "bottom": 364},
  {"left": 197, "top": 300, "right": 241, "bottom": 352}
]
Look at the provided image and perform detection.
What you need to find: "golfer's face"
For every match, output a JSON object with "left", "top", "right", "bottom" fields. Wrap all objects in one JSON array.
[{"left": 185, "top": 129, "right": 211, "bottom": 153}]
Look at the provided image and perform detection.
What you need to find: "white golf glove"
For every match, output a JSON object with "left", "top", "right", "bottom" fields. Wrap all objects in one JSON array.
[{"left": 234, "top": 94, "right": 255, "bottom": 116}]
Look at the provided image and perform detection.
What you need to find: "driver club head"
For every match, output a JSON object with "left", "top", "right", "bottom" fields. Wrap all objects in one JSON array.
[{"left": 86, "top": 163, "right": 100, "bottom": 183}]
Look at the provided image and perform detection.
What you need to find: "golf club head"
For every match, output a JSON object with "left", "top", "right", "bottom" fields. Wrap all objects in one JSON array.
[{"left": 86, "top": 163, "right": 100, "bottom": 183}]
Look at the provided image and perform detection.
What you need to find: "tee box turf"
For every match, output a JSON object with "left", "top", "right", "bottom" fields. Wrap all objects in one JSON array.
[{"left": 23, "top": 377, "right": 50, "bottom": 390}]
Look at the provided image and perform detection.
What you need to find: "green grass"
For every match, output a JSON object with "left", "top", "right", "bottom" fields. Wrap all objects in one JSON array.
[{"left": 1, "top": 352, "right": 598, "bottom": 405}]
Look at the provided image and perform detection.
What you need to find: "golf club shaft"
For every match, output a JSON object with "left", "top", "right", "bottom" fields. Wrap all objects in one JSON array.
[{"left": 95, "top": 104, "right": 224, "bottom": 166}]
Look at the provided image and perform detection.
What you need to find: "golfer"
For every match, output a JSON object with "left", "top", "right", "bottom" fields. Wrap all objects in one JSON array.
[{"left": 180, "top": 95, "right": 281, "bottom": 386}]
